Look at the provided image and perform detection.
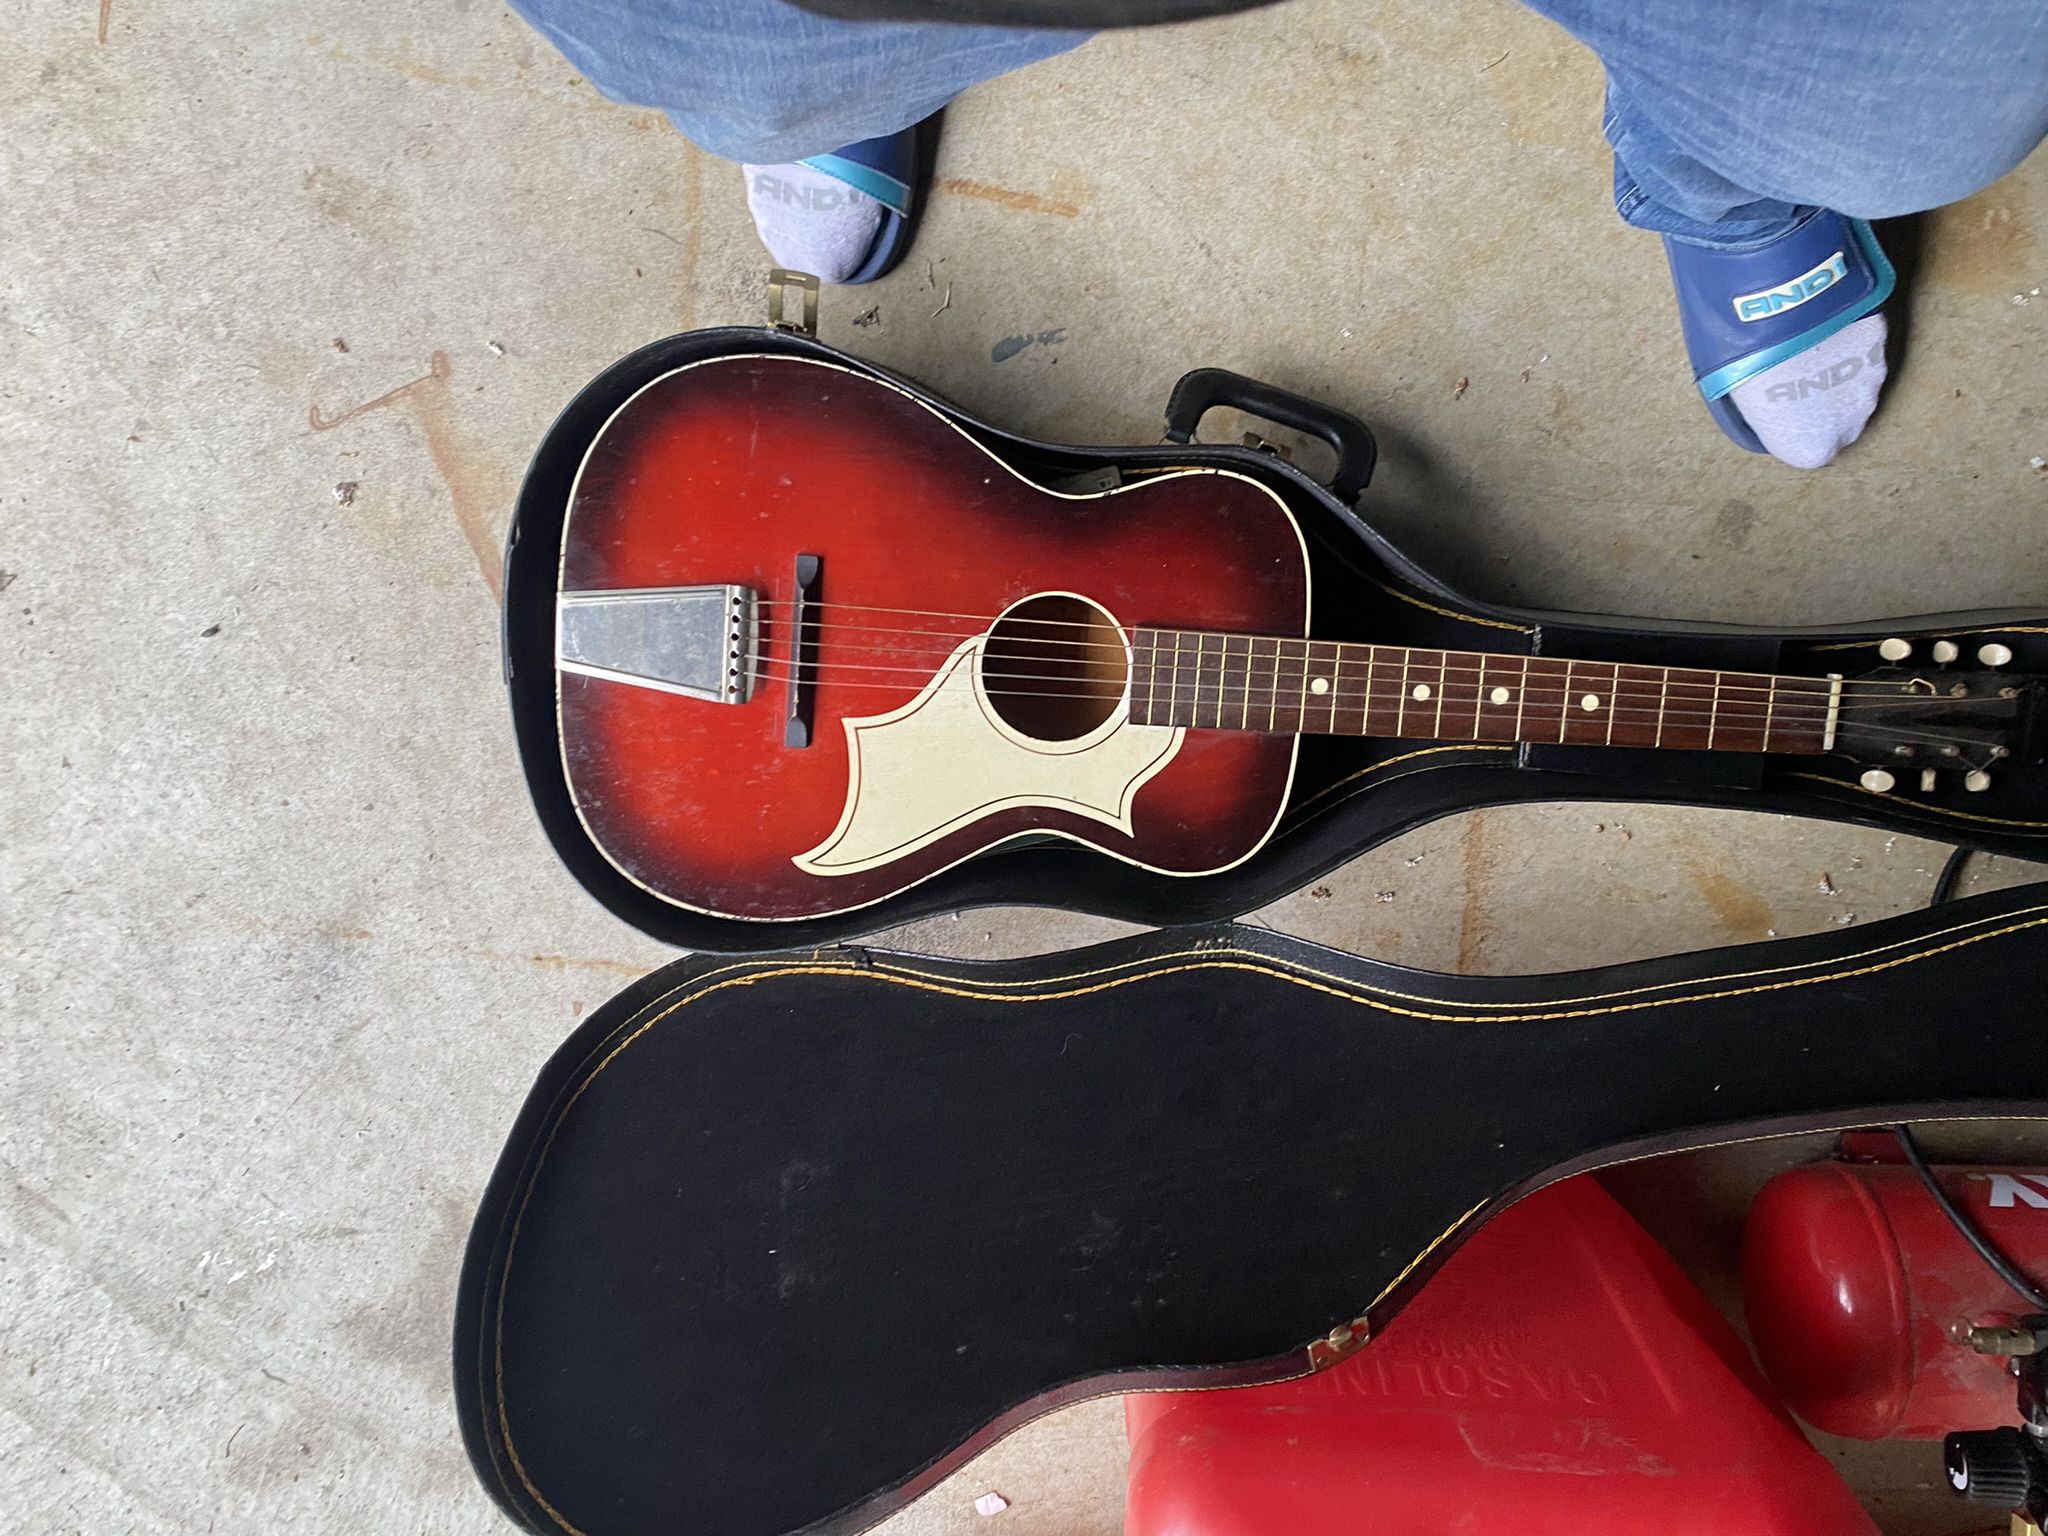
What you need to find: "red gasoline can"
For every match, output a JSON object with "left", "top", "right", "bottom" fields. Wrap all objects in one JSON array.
[
  {"left": 1126, "top": 1176, "right": 1877, "bottom": 1536},
  {"left": 1743, "top": 1160, "right": 2048, "bottom": 1440}
]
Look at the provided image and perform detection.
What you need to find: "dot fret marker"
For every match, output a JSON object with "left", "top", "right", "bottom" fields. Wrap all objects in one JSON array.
[
  {"left": 1309, "top": 677, "right": 1330, "bottom": 695},
  {"left": 1580, "top": 693, "right": 1601, "bottom": 712},
  {"left": 1412, "top": 683, "right": 1432, "bottom": 701},
  {"left": 1488, "top": 686, "right": 1510, "bottom": 705}
]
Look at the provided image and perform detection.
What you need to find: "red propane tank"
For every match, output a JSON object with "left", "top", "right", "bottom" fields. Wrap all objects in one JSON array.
[{"left": 1743, "top": 1159, "right": 2048, "bottom": 1440}]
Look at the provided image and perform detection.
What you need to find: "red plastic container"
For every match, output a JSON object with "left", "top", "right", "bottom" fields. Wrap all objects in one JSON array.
[
  {"left": 1744, "top": 1160, "right": 2048, "bottom": 1440},
  {"left": 1126, "top": 1177, "right": 1877, "bottom": 1536}
]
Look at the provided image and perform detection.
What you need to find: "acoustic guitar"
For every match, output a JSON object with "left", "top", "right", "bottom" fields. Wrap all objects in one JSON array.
[{"left": 554, "top": 353, "right": 2043, "bottom": 922}]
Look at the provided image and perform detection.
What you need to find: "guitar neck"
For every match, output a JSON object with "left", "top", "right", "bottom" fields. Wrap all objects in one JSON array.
[{"left": 1127, "top": 628, "right": 1839, "bottom": 755}]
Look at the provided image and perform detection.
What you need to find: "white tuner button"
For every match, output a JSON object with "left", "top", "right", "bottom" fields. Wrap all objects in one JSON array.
[
  {"left": 1979, "top": 642, "right": 2014, "bottom": 667},
  {"left": 1931, "top": 639, "right": 1960, "bottom": 663},
  {"left": 1965, "top": 770, "right": 1993, "bottom": 793},
  {"left": 1859, "top": 769, "right": 1897, "bottom": 794},
  {"left": 1878, "top": 637, "right": 1913, "bottom": 661}
]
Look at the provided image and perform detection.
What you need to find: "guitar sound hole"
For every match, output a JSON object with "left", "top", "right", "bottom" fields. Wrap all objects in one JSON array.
[{"left": 981, "top": 594, "right": 1128, "bottom": 743}]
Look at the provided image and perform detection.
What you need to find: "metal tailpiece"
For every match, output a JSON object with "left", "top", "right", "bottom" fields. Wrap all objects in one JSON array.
[{"left": 557, "top": 585, "right": 758, "bottom": 704}]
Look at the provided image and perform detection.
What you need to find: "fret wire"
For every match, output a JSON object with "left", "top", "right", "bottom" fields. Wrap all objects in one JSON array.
[
  {"left": 1396, "top": 649, "right": 1412, "bottom": 736},
  {"left": 1265, "top": 637, "right": 1279, "bottom": 732},
  {"left": 1236, "top": 635, "right": 1252, "bottom": 731},
  {"left": 1557, "top": 660, "right": 1573, "bottom": 744},
  {"left": 1168, "top": 630, "right": 1183, "bottom": 724},
  {"left": 1430, "top": 650, "right": 1447, "bottom": 737},
  {"left": 1514, "top": 656, "right": 1529, "bottom": 741},
  {"left": 1603, "top": 661, "right": 1618, "bottom": 747},
  {"left": 1655, "top": 666, "right": 1669, "bottom": 747},
  {"left": 1706, "top": 671, "right": 1722, "bottom": 749},
  {"left": 1327, "top": 645, "right": 1343, "bottom": 735},
  {"left": 1761, "top": 676, "right": 1777, "bottom": 752}
]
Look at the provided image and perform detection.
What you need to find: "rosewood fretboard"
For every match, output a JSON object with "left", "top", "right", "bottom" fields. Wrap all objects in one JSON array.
[{"left": 1127, "top": 629, "right": 1838, "bottom": 754}]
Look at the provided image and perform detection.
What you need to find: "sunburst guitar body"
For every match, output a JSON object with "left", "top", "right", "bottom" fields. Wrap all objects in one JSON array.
[{"left": 556, "top": 355, "right": 1307, "bottom": 921}]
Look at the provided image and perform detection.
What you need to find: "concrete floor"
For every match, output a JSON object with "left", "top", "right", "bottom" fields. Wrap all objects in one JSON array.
[{"left": 4, "top": 0, "right": 2047, "bottom": 1531}]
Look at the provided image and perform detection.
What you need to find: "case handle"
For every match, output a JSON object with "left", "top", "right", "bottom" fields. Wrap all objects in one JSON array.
[{"left": 1162, "top": 368, "right": 1377, "bottom": 504}]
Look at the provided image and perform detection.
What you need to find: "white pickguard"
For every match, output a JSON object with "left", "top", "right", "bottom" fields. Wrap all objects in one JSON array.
[{"left": 793, "top": 635, "right": 1186, "bottom": 877}]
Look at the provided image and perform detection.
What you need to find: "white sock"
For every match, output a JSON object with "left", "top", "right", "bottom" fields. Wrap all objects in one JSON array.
[
  {"left": 742, "top": 162, "right": 885, "bottom": 285},
  {"left": 1727, "top": 314, "right": 1887, "bottom": 470}
]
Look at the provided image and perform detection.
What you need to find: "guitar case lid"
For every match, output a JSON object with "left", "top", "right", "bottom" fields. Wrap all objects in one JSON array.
[{"left": 453, "top": 881, "right": 2048, "bottom": 1536}]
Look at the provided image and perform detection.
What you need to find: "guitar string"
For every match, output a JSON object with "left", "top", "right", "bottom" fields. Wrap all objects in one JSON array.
[
  {"left": 586, "top": 593, "right": 2001, "bottom": 703},
  {"left": 707, "top": 662, "right": 1990, "bottom": 749},
  {"left": 746, "top": 632, "right": 1934, "bottom": 704},
  {"left": 738, "top": 616, "right": 1960, "bottom": 703},
  {"left": 729, "top": 648, "right": 2005, "bottom": 717},
  {"left": 742, "top": 595, "right": 2027, "bottom": 673}
]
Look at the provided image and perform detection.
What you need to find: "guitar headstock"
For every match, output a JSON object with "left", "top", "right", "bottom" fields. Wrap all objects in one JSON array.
[{"left": 1830, "top": 637, "right": 2044, "bottom": 795}]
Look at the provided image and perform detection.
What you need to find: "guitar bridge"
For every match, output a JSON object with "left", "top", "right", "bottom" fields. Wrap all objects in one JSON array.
[{"left": 556, "top": 585, "right": 758, "bottom": 704}]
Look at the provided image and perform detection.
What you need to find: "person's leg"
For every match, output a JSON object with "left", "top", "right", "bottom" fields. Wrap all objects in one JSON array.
[
  {"left": 1526, "top": 0, "right": 2048, "bottom": 466},
  {"left": 509, "top": 0, "right": 1085, "bottom": 281}
]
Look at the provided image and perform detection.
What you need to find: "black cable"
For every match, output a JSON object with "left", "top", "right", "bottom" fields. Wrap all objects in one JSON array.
[
  {"left": 1895, "top": 1125, "right": 2048, "bottom": 1314},
  {"left": 1931, "top": 846, "right": 1974, "bottom": 907},
  {"left": 1899, "top": 844, "right": 2048, "bottom": 1314}
]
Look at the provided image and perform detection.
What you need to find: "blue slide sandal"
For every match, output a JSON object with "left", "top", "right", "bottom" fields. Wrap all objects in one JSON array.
[
  {"left": 1663, "top": 209, "right": 1894, "bottom": 452},
  {"left": 800, "top": 118, "right": 932, "bottom": 286}
]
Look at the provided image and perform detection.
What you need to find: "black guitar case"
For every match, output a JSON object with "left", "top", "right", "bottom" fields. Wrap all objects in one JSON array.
[
  {"left": 502, "top": 321, "right": 2048, "bottom": 952},
  {"left": 454, "top": 881, "right": 2048, "bottom": 1536}
]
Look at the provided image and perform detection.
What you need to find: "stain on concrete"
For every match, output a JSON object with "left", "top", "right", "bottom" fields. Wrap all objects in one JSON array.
[
  {"left": 992, "top": 328, "right": 1067, "bottom": 363},
  {"left": 308, "top": 352, "right": 512, "bottom": 600},
  {"left": 1923, "top": 182, "right": 2042, "bottom": 296},
  {"left": 677, "top": 142, "right": 705, "bottom": 332},
  {"left": 338, "top": 1193, "right": 467, "bottom": 1390},
  {"left": 97, "top": 0, "right": 112, "bottom": 44},
  {"left": 525, "top": 951, "right": 645, "bottom": 977},
  {"left": 312, "top": 919, "right": 376, "bottom": 943},
  {"left": 307, "top": 352, "right": 448, "bottom": 432},
  {"left": 937, "top": 174, "right": 1089, "bottom": 219},
  {"left": 1455, "top": 809, "right": 1493, "bottom": 973},
  {"left": 301, "top": 164, "right": 389, "bottom": 233},
  {"left": 407, "top": 356, "right": 515, "bottom": 603},
  {"left": 1708, "top": 499, "right": 1759, "bottom": 550},
  {"left": 246, "top": 915, "right": 643, "bottom": 974},
  {"left": 1682, "top": 855, "right": 1775, "bottom": 942}
]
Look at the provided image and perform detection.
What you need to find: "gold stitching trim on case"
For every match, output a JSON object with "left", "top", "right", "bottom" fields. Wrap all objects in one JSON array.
[
  {"left": 1366, "top": 576, "right": 1533, "bottom": 634},
  {"left": 493, "top": 907, "right": 2048, "bottom": 1535},
  {"left": 866, "top": 903, "right": 2048, "bottom": 1011},
  {"left": 1285, "top": 743, "right": 1514, "bottom": 825},
  {"left": 1787, "top": 772, "right": 2048, "bottom": 832}
]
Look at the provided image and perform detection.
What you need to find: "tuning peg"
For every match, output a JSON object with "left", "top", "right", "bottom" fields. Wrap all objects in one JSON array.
[
  {"left": 1878, "top": 637, "right": 1913, "bottom": 661},
  {"left": 1931, "top": 639, "right": 1960, "bottom": 664},
  {"left": 1965, "top": 770, "right": 1993, "bottom": 793},
  {"left": 1979, "top": 642, "right": 2014, "bottom": 667},
  {"left": 1860, "top": 768, "right": 1897, "bottom": 794}
]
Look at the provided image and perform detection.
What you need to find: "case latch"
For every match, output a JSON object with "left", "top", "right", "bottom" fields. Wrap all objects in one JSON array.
[{"left": 768, "top": 268, "right": 820, "bottom": 337}]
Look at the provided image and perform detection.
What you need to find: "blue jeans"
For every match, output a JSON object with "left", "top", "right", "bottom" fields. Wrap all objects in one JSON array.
[{"left": 512, "top": 0, "right": 2048, "bottom": 249}]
